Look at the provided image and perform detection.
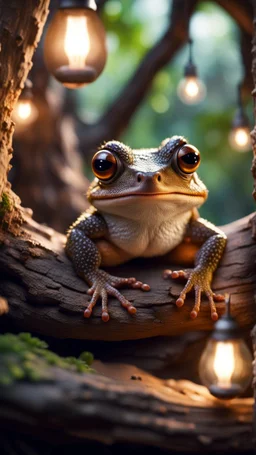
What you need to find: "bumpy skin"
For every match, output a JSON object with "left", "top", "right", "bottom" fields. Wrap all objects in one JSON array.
[
  {"left": 163, "top": 216, "right": 226, "bottom": 320},
  {"left": 66, "top": 136, "right": 227, "bottom": 322},
  {"left": 66, "top": 209, "right": 149, "bottom": 322}
]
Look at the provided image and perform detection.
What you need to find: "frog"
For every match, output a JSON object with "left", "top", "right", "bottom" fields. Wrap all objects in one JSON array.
[{"left": 66, "top": 136, "right": 227, "bottom": 323}]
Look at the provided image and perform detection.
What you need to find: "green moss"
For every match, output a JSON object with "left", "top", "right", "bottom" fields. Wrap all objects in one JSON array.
[
  {"left": 0, "top": 333, "right": 94, "bottom": 386},
  {"left": 0, "top": 192, "right": 12, "bottom": 219}
]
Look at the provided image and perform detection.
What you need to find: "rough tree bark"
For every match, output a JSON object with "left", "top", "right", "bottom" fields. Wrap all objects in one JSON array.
[
  {"left": 0, "top": 0, "right": 50, "bottom": 232},
  {"left": 0, "top": 361, "right": 253, "bottom": 454}
]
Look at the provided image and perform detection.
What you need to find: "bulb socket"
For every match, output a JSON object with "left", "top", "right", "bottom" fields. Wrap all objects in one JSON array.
[
  {"left": 232, "top": 108, "right": 250, "bottom": 129},
  {"left": 19, "top": 79, "right": 33, "bottom": 101},
  {"left": 184, "top": 62, "right": 197, "bottom": 78},
  {"left": 211, "top": 314, "right": 241, "bottom": 342},
  {"left": 58, "top": 0, "right": 97, "bottom": 10},
  {"left": 209, "top": 383, "right": 244, "bottom": 400},
  {"left": 54, "top": 65, "right": 97, "bottom": 86}
]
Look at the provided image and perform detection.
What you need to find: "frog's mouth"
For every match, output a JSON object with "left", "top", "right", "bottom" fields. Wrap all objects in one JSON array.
[{"left": 92, "top": 191, "right": 207, "bottom": 200}]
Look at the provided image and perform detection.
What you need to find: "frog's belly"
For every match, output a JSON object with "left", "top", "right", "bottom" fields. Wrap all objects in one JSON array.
[{"left": 106, "top": 215, "right": 190, "bottom": 258}]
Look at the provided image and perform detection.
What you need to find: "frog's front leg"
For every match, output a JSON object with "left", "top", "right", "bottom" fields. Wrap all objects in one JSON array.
[
  {"left": 163, "top": 218, "right": 227, "bottom": 321},
  {"left": 66, "top": 211, "right": 150, "bottom": 322}
]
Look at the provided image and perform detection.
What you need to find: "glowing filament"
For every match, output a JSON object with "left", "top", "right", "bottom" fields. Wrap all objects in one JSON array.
[
  {"left": 184, "top": 78, "right": 200, "bottom": 98},
  {"left": 16, "top": 101, "right": 32, "bottom": 120},
  {"left": 233, "top": 128, "right": 250, "bottom": 148},
  {"left": 213, "top": 342, "right": 235, "bottom": 388},
  {"left": 64, "top": 16, "right": 90, "bottom": 68}
]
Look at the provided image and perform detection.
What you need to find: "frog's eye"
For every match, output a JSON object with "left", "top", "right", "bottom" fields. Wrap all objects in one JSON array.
[
  {"left": 92, "top": 150, "right": 118, "bottom": 181},
  {"left": 177, "top": 144, "right": 200, "bottom": 174}
]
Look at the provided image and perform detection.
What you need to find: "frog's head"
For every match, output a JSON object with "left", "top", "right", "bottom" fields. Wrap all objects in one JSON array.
[{"left": 88, "top": 136, "right": 208, "bottom": 220}]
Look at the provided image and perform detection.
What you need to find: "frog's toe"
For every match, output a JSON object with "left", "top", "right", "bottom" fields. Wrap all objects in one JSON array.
[
  {"left": 84, "top": 288, "right": 100, "bottom": 318},
  {"left": 85, "top": 287, "right": 110, "bottom": 322},
  {"left": 131, "top": 281, "right": 150, "bottom": 291},
  {"left": 175, "top": 281, "right": 222, "bottom": 321},
  {"left": 175, "top": 278, "right": 194, "bottom": 308},
  {"left": 106, "top": 284, "right": 137, "bottom": 315},
  {"left": 190, "top": 286, "right": 202, "bottom": 319},
  {"left": 110, "top": 275, "right": 150, "bottom": 292},
  {"left": 212, "top": 292, "right": 225, "bottom": 302},
  {"left": 163, "top": 269, "right": 189, "bottom": 280},
  {"left": 110, "top": 276, "right": 136, "bottom": 287}
]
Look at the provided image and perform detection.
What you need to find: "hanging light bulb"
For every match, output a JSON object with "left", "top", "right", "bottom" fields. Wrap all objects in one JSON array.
[
  {"left": 229, "top": 83, "right": 251, "bottom": 152},
  {"left": 43, "top": 0, "right": 107, "bottom": 89},
  {"left": 12, "top": 79, "right": 38, "bottom": 126},
  {"left": 177, "top": 38, "right": 206, "bottom": 105},
  {"left": 199, "top": 295, "right": 252, "bottom": 400}
]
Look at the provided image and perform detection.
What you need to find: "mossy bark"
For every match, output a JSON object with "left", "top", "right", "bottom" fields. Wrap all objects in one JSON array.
[{"left": 0, "top": 0, "right": 50, "bottom": 233}]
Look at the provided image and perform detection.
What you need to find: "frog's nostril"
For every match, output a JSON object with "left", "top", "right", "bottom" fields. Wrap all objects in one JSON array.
[
  {"left": 137, "top": 173, "right": 143, "bottom": 183},
  {"left": 156, "top": 173, "right": 161, "bottom": 182}
]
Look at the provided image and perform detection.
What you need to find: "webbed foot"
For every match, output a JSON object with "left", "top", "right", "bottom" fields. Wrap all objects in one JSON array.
[
  {"left": 163, "top": 268, "right": 225, "bottom": 321},
  {"left": 85, "top": 270, "right": 150, "bottom": 322}
]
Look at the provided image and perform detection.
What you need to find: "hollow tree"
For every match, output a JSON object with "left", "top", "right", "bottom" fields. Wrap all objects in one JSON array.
[{"left": 0, "top": 0, "right": 256, "bottom": 453}]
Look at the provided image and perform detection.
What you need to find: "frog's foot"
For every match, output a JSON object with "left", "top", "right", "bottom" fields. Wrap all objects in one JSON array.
[
  {"left": 85, "top": 271, "right": 150, "bottom": 322},
  {"left": 163, "top": 268, "right": 225, "bottom": 321}
]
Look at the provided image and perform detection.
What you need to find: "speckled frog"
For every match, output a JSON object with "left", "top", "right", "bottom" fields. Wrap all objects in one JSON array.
[{"left": 66, "top": 136, "right": 227, "bottom": 322}]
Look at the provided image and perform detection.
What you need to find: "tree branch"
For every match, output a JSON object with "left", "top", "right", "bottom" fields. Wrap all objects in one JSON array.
[
  {"left": 215, "top": 0, "right": 253, "bottom": 97},
  {"left": 0, "top": 361, "right": 253, "bottom": 453},
  {"left": 215, "top": 0, "right": 253, "bottom": 36},
  {"left": 1, "top": 213, "right": 255, "bottom": 341}
]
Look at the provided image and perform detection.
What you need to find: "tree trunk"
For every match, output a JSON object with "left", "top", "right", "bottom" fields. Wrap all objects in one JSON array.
[
  {"left": 0, "top": 0, "right": 50, "bottom": 233},
  {"left": 11, "top": 47, "right": 90, "bottom": 233}
]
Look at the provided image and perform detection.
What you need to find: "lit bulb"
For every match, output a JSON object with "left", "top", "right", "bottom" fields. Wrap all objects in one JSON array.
[
  {"left": 12, "top": 100, "right": 38, "bottom": 126},
  {"left": 16, "top": 101, "right": 32, "bottom": 120},
  {"left": 64, "top": 16, "right": 90, "bottom": 68},
  {"left": 199, "top": 338, "right": 252, "bottom": 400},
  {"left": 229, "top": 127, "right": 251, "bottom": 152},
  {"left": 44, "top": 7, "right": 107, "bottom": 89},
  {"left": 177, "top": 76, "right": 206, "bottom": 105},
  {"left": 213, "top": 342, "right": 234, "bottom": 388}
]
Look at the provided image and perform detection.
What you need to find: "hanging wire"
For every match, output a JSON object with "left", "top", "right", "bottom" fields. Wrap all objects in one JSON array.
[
  {"left": 184, "top": 0, "right": 194, "bottom": 65},
  {"left": 184, "top": 0, "right": 191, "bottom": 41},
  {"left": 237, "top": 81, "right": 244, "bottom": 111},
  {"left": 188, "top": 37, "right": 193, "bottom": 64}
]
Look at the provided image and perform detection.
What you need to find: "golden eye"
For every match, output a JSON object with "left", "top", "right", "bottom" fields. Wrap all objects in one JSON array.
[
  {"left": 177, "top": 144, "right": 200, "bottom": 174},
  {"left": 92, "top": 150, "right": 117, "bottom": 181}
]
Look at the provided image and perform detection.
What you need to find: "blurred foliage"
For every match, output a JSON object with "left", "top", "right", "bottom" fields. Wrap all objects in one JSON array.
[
  {"left": 0, "top": 332, "right": 94, "bottom": 385},
  {"left": 76, "top": 0, "right": 255, "bottom": 225}
]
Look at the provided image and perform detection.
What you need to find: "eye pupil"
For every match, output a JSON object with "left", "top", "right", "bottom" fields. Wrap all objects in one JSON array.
[
  {"left": 181, "top": 153, "right": 200, "bottom": 165},
  {"left": 177, "top": 144, "right": 200, "bottom": 174},
  {"left": 94, "top": 159, "right": 113, "bottom": 172},
  {"left": 92, "top": 150, "right": 118, "bottom": 181}
]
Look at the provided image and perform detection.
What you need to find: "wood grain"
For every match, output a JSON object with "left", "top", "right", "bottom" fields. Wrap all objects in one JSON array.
[{"left": 0, "top": 213, "right": 255, "bottom": 341}]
